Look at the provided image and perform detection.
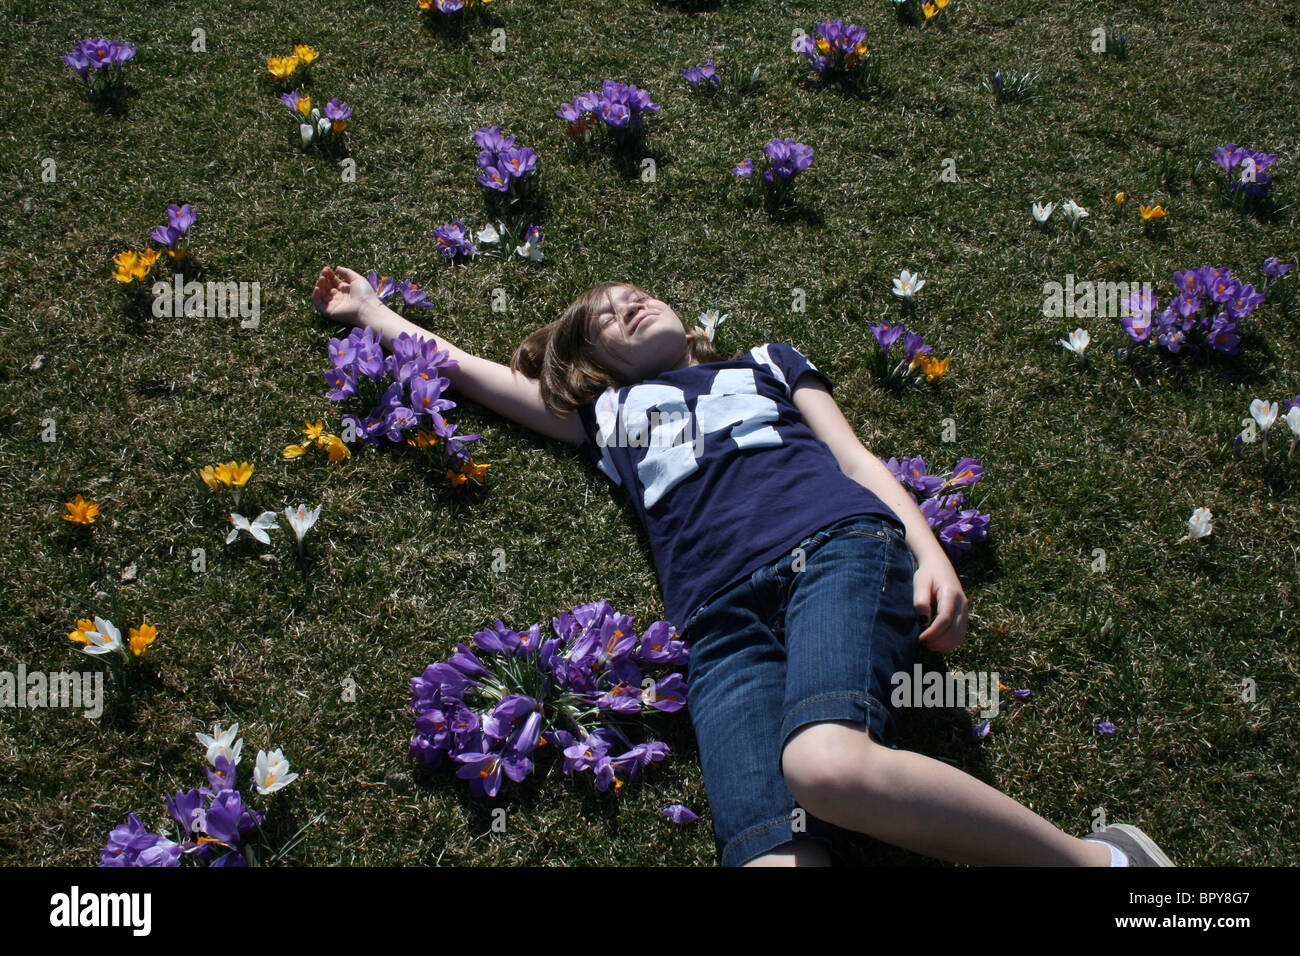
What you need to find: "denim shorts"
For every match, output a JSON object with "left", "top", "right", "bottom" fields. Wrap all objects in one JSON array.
[{"left": 680, "top": 513, "right": 921, "bottom": 867}]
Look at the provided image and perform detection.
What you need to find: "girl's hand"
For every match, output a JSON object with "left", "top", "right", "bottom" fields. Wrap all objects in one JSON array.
[
  {"left": 312, "top": 265, "right": 380, "bottom": 328},
  {"left": 912, "top": 550, "right": 969, "bottom": 653}
]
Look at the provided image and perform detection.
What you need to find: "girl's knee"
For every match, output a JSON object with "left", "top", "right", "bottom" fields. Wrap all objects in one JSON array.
[{"left": 781, "top": 719, "right": 889, "bottom": 812}]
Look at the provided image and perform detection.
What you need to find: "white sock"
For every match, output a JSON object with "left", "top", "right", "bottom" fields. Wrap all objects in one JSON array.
[{"left": 1107, "top": 843, "right": 1131, "bottom": 867}]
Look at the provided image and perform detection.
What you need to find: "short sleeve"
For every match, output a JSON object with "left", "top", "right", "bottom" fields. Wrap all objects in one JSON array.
[
  {"left": 750, "top": 342, "right": 835, "bottom": 396},
  {"left": 575, "top": 389, "right": 624, "bottom": 486}
]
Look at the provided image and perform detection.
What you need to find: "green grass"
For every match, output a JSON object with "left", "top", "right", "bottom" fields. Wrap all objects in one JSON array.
[{"left": 0, "top": 0, "right": 1296, "bottom": 865}]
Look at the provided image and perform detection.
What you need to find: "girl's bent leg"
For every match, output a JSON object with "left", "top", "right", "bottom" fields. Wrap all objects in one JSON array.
[{"left": 781, "top": 720, "right": 1112, "bottom": 866}]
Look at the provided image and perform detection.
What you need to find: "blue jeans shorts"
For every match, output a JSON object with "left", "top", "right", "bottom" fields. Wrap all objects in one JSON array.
[{"left": 680, "top": 513, "right": 921, "bottom": 867}]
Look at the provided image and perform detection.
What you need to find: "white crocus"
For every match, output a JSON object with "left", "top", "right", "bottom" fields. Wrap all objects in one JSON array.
[
  {"left": 515, "top": 238, "right": 543, "bottom": 261},
  {"left": 284, "top": 504, "right": 320, "bottom": 555},
  {"left": 317, "top": 117, "right": 332, "bottom": 136},
  {"left": 476, "top": 222, "right": 504, "bottom": 244},
  {"left": 892, "top": 269, "right": 925, "bottom": 299},
  {"left": 1184, "top": 507, "right": 1213, "bottom": 541},
  {"left": 255, "top": 748, "right": 300, "bottom": 795},
  {"left": 197, "top": 722, "right": 244, "bottom": 767},
  {"left": 1060, "top": 328, "right": 1090, "bottom": 358},
  {"left": 82, "top": 617, "right": 123, "bottom": 656},
  {"left": 1060, "top": 199, "right": 1089, "bottom": 224},
  {"left": 1286, "top": 406, "right": 1300, "bottom": 438},
  {"left": 1249, "top": 399, "right": 1278, "bottom": 433},
  {"left": 1032, "top": 201, "right": 1055, "bottom": 223},
  {"left": 693, "top": 309, "right": 728, "bottom": 343},
  {"left": 227, "top": 511, "right": 280, "bottom": 545},
  {"left": 300, "top": 124, "right": 314, "bottom": 147}
]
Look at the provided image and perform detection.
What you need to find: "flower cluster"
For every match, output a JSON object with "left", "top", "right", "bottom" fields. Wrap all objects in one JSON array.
[
  {"left": 733, "top": 138, "right": 814, "bottom": 209},
  {"left": 63, "top": 38, "right": 135, "bottom": 95},
  {"left": 284, "top": 419, "right": 352, "bottom": 462},
  {"left": 885, "top": 457, "right": 990, "bottom": 558},
  {"left": 477, "top": 222, "right": 544, "bottom": 261},
  {"left": 681, "top": 61, "right": 721, "bottom": 92},
  {"left": 1213, "top": 144, "right": 1278, "bottom": 203},
  {"left": 419, "top": 0, "right": 493, "bottom": 14},
  {"left": 1032, "top": 199, "right": 1088, "bottom": 230},
  {"left": 365, "top": 269, "right": 436, "bottom": 312},
  {"left": 199, "top": 460, "right": 255, "bottom": 508},
  {"left": 226, "top": 505, "right": 320, "bottom": 559},
  {"left": 794, "top": 20, "right": 877, "bottom": 90},
  {"left": 266, "top": 46, "right": 318, "bottom": 82},
  {"left": 111, "top": 203, "right": 197, "bottom": 287},
  {"left": 111, "top": 249, "right": 160, "bottom": 286},
  {"left": 1118, "top": 266, "right": 1266, "bottom": 357},
  {"left": 557, "top": 81, "right": 660, "bottom": 140},
  {"left": 282, "top": 90, "right": 351, "bottom": 150},
  {"left": 410, "top": 600, "right": 689, "bottom": 796},
  {"left": 474, "top": 126, "right": 538, "bottom": 197},
  {"left": 1234, "top": 396, "right": 1300, "bottom": 459},
  {"left": 433, "top": 222, "right": 479, "bottom": 263},
  {"left": 893, "top": 0, "right": 952, "bottom": 25},
  {"left": 149, "top": 203, "right": 196, "bottom": 261},
  {"left": 326, "top": 328, "right": 481, "bottom": 468},
  {"left": 69, "top": 617, "right": 157, "bottom": 659},
  {"left": 870, "top": 319, "right": 949, "bottom": 383},
  {"left": 100, "top": 723, "right": 300, "bottom": 867}
]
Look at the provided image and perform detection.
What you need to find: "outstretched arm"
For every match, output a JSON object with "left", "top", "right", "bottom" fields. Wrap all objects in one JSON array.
[
  {"left": 793, "top": 379, "right": 970, "bottom": 653},
  {"left": 312, "top": 265, "right": 585, "bottom": 446}
]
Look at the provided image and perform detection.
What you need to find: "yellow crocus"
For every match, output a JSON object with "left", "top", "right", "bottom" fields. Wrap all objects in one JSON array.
[
  {"left": 1115, "top": 191, "right": 1126, "bottom": 206},
  {"left": 815, "top": 37, "right": 830, "bottom": 54},
  {"left": 129, "top": 623, "right": 157, "bottom": 658},
  {"left": 1139, "top": 204, "right": 1166, "bottom": 220},
  {"left": 267, "top": 55, "right": 299, "bottom": 79},
  {"left": 297, "top": 95, "right": 311, "bottom": 117},
  {"left": 936, "top": 0, "right": 949, "bottom": 8},
  {"left": 226, "top": 462, "right": 255, "bottom": 487},
  {"left": 920, "top": 355, "right": 951, "bottom": 382},
  {"left": 198, "top": 465, "right": 222, "bottom": 490},
  {"left": 68, "top": 618, "right": 96, "bottom": 644},
  {"left": 446, "top": 469, "right": 468, "bottom": 486},
  {"left": 293, "top": 46, "right": 318, "bottom": 65},
  {"left": 461, "top": 459, "right": 490, "bottom": 482},
  {"left": 283, "top": 444, "right": 308, "bottom": 459},
  {"left": 405, "top": 429, "right": 439, "bottom": 450},
  {"left": 213, "top": 463, "right": 234, "bottom": 486},
  {"left": 302, "top": 420, "right": 325, "bottom": 443},
  {"left": 324, "top": 436, "right": 351, "bottom": 461},
  {"left": 63, "top": 494, "right": 100, "bottom": 524},
  {"left": 922, "top": 1, "right": 938, "bottom": 18}
]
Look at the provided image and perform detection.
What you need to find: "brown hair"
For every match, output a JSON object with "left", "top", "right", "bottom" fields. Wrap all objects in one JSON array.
[{"left": 511, "top": 281, "right": 731, "bottom": 415}]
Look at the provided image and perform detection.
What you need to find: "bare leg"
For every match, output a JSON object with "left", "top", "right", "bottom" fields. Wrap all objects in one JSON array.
[
  {"left": 782, "top": 721, "right": 1112, "bottom": 866},
  {"left": 742, "top": 839, "right": 833, "bottom": 867}
]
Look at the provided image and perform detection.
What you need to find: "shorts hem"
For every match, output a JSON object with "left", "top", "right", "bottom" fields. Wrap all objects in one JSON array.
[
  {"left": 778, "top": 692, "right": 899, "bottom": 758},
  {"left": 721, "top": 813, "right": 837, "bottom": 868}
]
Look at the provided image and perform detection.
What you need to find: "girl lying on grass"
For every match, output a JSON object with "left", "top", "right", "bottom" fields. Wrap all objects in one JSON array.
[{"left": 312, "top": 264, "right": 1173, "bottom": 867}]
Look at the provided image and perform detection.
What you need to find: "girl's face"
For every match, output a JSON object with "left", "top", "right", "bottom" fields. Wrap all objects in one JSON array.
[{"left": 589, "top": 284, "right": 697, "bottom": 381}]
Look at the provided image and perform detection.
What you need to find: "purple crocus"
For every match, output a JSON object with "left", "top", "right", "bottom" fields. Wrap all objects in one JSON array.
[
  {"left": 661, "top": 804, "right": 698, "bottom": 824},
  {"left": 682, "top": 61, "right": 720, "bottom": 89},
  {"left": 732, "top": 158, "right": 753, "bottom": 178},
  {"left": 1094, "top": 720, "right": 1116, "bottom": 735},
  {"left": 100, "top": 814, "right": 182, "bottom": 867},
  {"left": 1263, "top": 257, "right": 1293, "bottom": 282},
  {"left": 871, "top": 321, "right": 906, "bottom": 355},
  {"left": 324, "top": 98, "right": 352, "bottom": 122},
  {"left": 433, "top": 222, "right": 478, "bottom": 262}
]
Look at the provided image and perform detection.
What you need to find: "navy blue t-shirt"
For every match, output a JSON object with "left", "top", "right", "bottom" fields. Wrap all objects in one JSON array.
[{"left": 576, "top": 342, "right": 905, "bottom": 631}]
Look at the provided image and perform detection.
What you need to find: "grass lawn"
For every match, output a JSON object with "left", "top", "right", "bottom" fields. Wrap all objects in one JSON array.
[{"left": 0, "top": 0, "right": 1296, "bottom": 865}]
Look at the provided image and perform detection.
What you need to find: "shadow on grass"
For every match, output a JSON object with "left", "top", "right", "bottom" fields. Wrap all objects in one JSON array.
[{"left": 420, "top": 9, "right": 503, "bottom": 48}]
